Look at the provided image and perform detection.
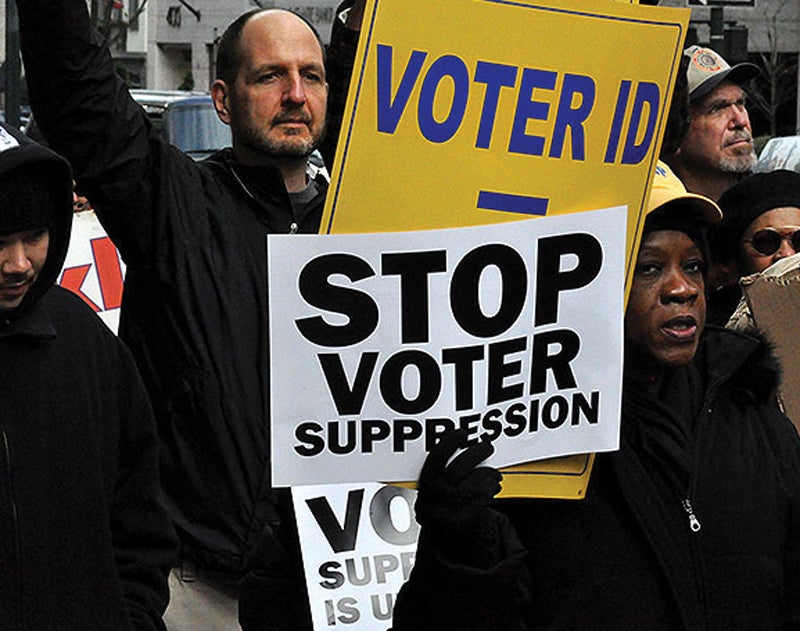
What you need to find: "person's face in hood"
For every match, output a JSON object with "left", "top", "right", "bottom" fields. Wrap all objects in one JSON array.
[{"left": 0, "top": 228, "right": 50, "bottom": 312}]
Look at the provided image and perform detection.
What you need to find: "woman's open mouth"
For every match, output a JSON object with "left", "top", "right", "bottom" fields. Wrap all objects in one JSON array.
[{"left": 662, "top": 315, "right": 697, "bottom": 341}]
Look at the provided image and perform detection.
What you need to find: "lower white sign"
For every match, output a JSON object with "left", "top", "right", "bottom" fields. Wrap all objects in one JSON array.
[{"left": 293, "top": 483, "right": 419, "bottom": 630}]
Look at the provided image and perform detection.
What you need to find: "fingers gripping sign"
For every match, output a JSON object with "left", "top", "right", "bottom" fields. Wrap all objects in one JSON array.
[
  {"left": 415, "top": 429, "right": 509, "bottom": 567},
  {"left": 419, "top": 429, "right": 501, "bottom": 519}
]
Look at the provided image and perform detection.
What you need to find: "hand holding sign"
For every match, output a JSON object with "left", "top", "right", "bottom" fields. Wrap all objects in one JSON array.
[{"left": 416, "top": 429, "right": 508, "bottom": 568}]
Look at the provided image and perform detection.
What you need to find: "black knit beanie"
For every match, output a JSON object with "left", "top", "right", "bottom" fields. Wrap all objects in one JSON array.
[
  {"left": 0, "top": 166, "right": 55, "bottom": 236},
  {"left": 713, "top": 170, "right": 800, "bottom": 263}
]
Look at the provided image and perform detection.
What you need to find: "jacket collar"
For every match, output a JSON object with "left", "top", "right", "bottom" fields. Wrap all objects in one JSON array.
[
  {"left": 695, "top": 326, "right": 779, "bottom": 404},
  {"left": 0, "top": 292, "right": 57, "bottom": 340}
]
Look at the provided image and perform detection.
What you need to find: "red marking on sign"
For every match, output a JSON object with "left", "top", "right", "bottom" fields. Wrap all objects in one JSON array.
[
  {"left": 59, "top": 264, "right": 102, "bottom": 312},
  {"left": 91, "top": 237, "right": 124, "bottom": 310}
]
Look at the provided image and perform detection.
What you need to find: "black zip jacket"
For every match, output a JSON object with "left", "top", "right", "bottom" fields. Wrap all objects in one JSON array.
[
  {"left": 17, "top": 0, "right": 345, "bottom": 573},
  {"left": 0, "top": 123, "right": 176, "bottom": 630},
  {"left": 393, "top": 328, "right": 800, "bottom": 630}
]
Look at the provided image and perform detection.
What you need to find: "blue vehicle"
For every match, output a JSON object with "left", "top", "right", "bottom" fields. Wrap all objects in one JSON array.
[
  {"left": 130, "top": 90, "right": 231, "bottom": 160},
  {"left": 26, "top": 90, "right": 231, "bottom": 161}
]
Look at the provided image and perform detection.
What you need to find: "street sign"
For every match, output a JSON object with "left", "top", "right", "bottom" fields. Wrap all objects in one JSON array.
[{"left": 687, "top": 0, "right": 755, "bottom": 7}]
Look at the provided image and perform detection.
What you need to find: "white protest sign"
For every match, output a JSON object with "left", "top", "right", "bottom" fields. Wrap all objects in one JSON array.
[
  {"left": 293, "top": 483, "right": 418, "bottom": 630},
  {"left": 270, "top": 206, "right": 625, "bottom": 486},
  {"left": 58, "top": 210, "right": 125, "bottom": 332}
]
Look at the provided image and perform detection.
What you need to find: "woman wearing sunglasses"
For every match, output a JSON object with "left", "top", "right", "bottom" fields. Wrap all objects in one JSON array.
[{"left": 708, "top": 169, "right": 800, "bottom": 325}]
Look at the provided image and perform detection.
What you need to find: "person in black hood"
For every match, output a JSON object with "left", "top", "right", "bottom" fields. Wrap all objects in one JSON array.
[
  {"left": 391, "top": 162, "right": 800, "bottom": 631},
  {"left": 0, "top": 122, "right": 177, "bottom": 631}
]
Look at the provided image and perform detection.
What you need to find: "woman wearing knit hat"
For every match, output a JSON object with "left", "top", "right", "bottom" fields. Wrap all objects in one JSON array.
[{"left": 708, "top": 169, "right": 800, "bottom": 325}]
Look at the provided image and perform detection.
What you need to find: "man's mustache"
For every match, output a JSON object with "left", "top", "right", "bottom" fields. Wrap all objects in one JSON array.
[{"left": 272, "top": 111, "right": 312, "bottom": 126}]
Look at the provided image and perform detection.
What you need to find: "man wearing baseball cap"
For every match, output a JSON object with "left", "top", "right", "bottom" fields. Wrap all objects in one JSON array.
[{"left": 665, "top": 45, "right": 760, "bottom": 202}]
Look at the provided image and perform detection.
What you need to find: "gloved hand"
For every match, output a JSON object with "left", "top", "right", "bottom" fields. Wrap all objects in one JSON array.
[{"left": 414, "top": 429, "right": 504, "bottom": 568}]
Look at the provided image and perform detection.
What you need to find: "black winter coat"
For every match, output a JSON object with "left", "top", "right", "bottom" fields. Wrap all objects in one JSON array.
[
  {"left": 17, "top": 0, "right": 350, "bottom": 574},
  {"left": 393, "top": 328, "right": 800, "bottom": 630},
  {"left": 0, "top": 124, "right": 176, "bottom": 630}
]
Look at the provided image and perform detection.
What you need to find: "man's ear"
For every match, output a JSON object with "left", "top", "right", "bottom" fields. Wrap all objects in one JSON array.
[{"left": 211, "top": 80, "right": 232, "bottom": 125}]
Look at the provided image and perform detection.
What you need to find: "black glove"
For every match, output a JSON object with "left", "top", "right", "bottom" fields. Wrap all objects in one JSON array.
[{"left": 415, "top": 429, "right": 504, "bottom": 568}]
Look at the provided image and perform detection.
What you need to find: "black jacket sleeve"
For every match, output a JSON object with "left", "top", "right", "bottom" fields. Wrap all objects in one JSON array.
[
  {"left": 17, "top": 0, "right": 198, "bottom": 268},
  {"left": 773, "top": 414, "right": 800, "bottom": 629},
  {"left": 392, "top": 517, "right": 530, "bottom": 631},
  {"left": 109, "top": 341, "right": 178, "bottom": 631}
]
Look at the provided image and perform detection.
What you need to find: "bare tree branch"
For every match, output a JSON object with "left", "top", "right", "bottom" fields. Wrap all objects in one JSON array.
[{"left": 749, "top": 0, "right": 798, "bottom": 137}]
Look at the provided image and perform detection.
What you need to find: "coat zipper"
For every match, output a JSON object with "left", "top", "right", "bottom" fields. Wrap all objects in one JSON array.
[
  {"left": 681, "top": 396, "right": 717, "bottom": 630},
  {"left": 681, "top": 497, "right": 702, "bottom": 532},
  {"left": 683, "top": 391, "right": 717, "bottom": 537}
]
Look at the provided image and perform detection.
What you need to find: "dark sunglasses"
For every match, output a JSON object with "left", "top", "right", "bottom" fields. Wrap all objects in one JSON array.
[{"left": 743, "top": 227, "right": 800, "bottom": 256}]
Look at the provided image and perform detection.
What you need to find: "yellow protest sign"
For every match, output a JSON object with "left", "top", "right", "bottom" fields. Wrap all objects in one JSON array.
[
  {"left": 322, "top": 0, "right": 690, "bottom": 498},
  {"left": 324, "top": 0, "right": 689, "bottom": 276}
]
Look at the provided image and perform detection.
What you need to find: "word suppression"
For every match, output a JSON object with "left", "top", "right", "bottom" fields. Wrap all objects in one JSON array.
[{"left": 295, "top": 388, "right": 600, "bottom": 456}]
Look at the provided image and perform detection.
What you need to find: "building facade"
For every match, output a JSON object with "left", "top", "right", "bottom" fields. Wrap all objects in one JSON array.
[
  {"left": 2, "top": 0, "right": 799, "bottom": 134},
  {"left": 145, "top": 0, "right": 342, "bottom": 92}
]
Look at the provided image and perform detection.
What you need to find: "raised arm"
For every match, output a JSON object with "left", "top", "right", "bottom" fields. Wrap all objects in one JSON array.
[{"left": 16, "top": 0, "right": 192, "bottom": 266}]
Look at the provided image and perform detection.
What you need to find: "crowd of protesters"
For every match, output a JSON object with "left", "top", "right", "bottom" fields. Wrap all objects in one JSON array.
[
  {"left": 392, "top": 45, "right": 800, "bottom": 630},
  {"left": 4, "top": 0, "right": 800, "bottom": 628}
]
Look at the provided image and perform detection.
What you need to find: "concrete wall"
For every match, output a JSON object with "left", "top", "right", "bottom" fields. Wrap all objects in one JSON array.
[
  {"left": 147, "top": 0, "right": 342, "bottom": 92},
  {"left": 3, "top": 0, "right": 799, "bottom": 130},
  {"left": 0, "top": 3, "right": 5, "bottom": 61}
]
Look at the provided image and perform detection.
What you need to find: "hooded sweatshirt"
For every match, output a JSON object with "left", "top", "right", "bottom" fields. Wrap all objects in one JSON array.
[{"left": 0, "top": 122, "right": 177, "bottom": 631}]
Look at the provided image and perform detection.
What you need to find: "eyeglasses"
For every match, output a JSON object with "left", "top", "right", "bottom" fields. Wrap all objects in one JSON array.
[{"left": 743, "top": 227, "right": 800, "bottom": 256}]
